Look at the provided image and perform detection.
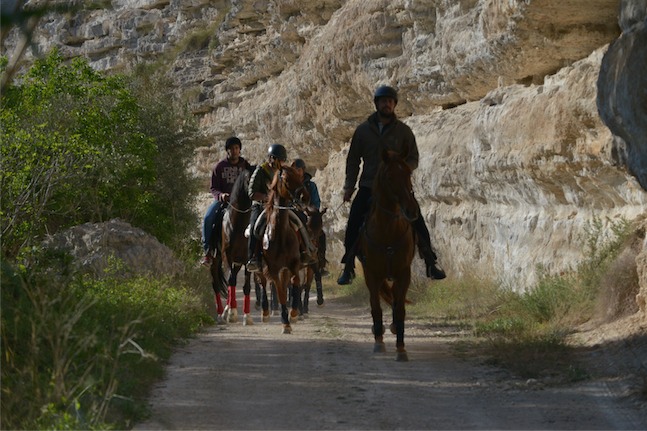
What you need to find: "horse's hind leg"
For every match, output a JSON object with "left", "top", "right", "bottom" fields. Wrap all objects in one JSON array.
[
  {"left": 302, "top": 283, "right": 310, "bottom": 315},
  {"left": 290, "top": 283, "right": 301, "bottom": 323},
  {"left": 226, "top": 264, "right": 241, "bottom": 323},
  {"left": 315, "top": 270, "right": 324, "bottom": 306},
  {"left": 210, "top": 258, "right": 226, "bottom": 324}
]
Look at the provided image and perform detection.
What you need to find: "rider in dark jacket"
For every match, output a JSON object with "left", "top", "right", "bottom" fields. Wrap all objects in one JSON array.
[{"left": 337, "top": 85, "right": 446, "bottom": 284}]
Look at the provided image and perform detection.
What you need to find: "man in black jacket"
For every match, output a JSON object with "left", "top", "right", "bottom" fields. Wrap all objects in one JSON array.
[{"left": 337, "top": 85, "right": 446, "bottom": 285}]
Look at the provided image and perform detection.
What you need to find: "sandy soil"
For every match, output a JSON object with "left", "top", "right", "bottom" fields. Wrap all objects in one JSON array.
[{"left": 134, "top": 287, "right": 646, "bottom": 430}]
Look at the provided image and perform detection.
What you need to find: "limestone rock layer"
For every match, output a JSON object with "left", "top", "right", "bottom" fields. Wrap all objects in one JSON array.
[{"left": 3, "top": 0, "right": 646, "bottom": 299}]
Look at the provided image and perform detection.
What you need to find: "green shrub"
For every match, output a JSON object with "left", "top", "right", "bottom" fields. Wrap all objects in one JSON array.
[
  {"left": 0, "top": 49, "right": 202, "bottom": 259},
  {"left": 0, "top": 255, "right": 211, "bottom": 430}
]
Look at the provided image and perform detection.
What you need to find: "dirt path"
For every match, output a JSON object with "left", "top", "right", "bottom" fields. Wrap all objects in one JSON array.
[{"left": 134, "top": 289, "right": 646, "bottom": 430}]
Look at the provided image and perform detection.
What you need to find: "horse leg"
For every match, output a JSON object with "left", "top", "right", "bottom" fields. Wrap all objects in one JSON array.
[
  {"left": 302, "top": 281, "right": 310, "bottom": 315},
  {"left": 210, "top": 257, "right": 226, "bottom": 324},
  {"left": 276, "top": 276, "right": 291, "bottom": 334},
  {"left": 271, "top": 282, "right": 279, "bottom": 315},
  {"left": 214, "top": 292, "right": 225, "bottom": 324},
  {"left": 242, "top": 269, "right": 253, "bottom": 326},
  {"left": 260, "top": 282, "right": 270, "bottom": 323},
  {"left": 315, "top": 269, "right": 324, "bottom": 306},
  {"left": 254, "top": 277, "right": 261, "bottom": 310},
  {"left": 226, "top": 265, "right": 240, "bottom": 323},
  {"left": 392, "top": 279, "right": 409, "bottom": 362},
  {"left": 368, "top": 278, "right": 386, "bottom": 353},
  {"left": 290, "top": 282, "right": 301, "bottom": 323}
]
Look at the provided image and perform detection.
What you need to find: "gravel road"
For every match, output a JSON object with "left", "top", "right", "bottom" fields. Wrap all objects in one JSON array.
[{"left": 134, "top": 288, "right": 646, "bottom": 430}]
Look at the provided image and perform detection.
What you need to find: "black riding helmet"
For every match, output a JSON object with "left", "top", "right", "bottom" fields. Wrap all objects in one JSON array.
[
  {"left": 268, "top": 144, "right": 287, "bottom": 161},
  {"left": 225, "top": 136, "right": 242, "bottom": 150},
  {"left": 373, "top": 85, "right": 398, "bottom": 105}
]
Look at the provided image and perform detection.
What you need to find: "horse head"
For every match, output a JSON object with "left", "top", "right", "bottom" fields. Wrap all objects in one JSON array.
[
  {"left": 375, "top": 148, "right": 419, "bottom": 222},
  {"left": 269, "top": 166, "right": 310, "bottom": 208}
]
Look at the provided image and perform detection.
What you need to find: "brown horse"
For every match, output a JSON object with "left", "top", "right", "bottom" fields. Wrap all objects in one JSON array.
[
  {"left": 210, "top": 167, "right": 260, "bottom": 325},
  {"left": 358, "top": 148, "right": 419, "bottom": 361},
  {"left": 260, "top": 165, "right": 310, "bottom": 333}
]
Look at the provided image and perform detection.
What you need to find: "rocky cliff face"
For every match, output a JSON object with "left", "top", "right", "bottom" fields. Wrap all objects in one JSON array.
[{"left": 4, "top": 1, "right": 646, "bottom": 311}]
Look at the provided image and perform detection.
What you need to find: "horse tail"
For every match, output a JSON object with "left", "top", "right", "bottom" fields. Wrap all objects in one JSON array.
[{"left": 378, "top": 281, "right": 393, "bottom": 305}]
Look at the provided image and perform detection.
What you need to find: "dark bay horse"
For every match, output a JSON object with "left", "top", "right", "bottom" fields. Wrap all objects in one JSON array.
[
  {"left": 260, "top": 165, "right": 310, "bottom": 333},
  {"left": 298, "top": 206, "right": 327, "bottom": 316},
  {"left": 210, "top": 167, "right": 260, "bottom": 325},
  {"left": 358, "top": 148, "right": 419, "bottom": 361}
]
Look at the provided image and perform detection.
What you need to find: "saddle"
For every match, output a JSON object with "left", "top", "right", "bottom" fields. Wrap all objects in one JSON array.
[{"left": 249, "top": 208, "right": 317, "bottom": 257}]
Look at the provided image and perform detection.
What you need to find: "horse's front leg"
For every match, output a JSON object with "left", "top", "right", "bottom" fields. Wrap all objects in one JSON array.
[
  {"left": 254, "top": 275, "right": 261, "bottom": 310},
  {"left": 289, "top": 274, "right": 301, "bottom": 323},
  {"left": 277, "top": 273, "right": 291, "bottom": 334},
  {"left": 260, "top": 282, "right": 270, "bottom": 322},
  {"left": 242, "top": 269, "right": 253, "bottom": 326},
  {"left": 391, "top": 278, "right": 409, "bottom": 362},
  {"left": 367, "top": 276, "right": 386, "bottom": 353}
]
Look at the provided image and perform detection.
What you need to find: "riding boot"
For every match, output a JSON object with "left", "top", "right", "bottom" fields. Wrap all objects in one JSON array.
[
  {"left": 420, "top": 246, "right": 446, "bottom": 280},
  {"left": 247, "top": 235, "right": 262, "bottom": 272},
  {"left": 336, "top": 260, "right": 356, "bottom": 285}
]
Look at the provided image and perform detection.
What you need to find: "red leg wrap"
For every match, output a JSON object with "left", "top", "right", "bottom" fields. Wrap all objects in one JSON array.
[
  {"left": 215, "top": 293, "right": 224, "bottom": 314},
  {"left": 228, "top": 286, "right": 237, "bottom": 308},
  {"left": 244, "top": 294, "right": 251, "bottom": 314}
]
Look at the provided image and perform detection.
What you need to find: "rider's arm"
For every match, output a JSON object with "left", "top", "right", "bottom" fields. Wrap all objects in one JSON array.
[
  {"left": 343, "top": 128, "right": 362, "bottom": 193},
  {"left": 210, "top": 161, "right": 224, "bottom": 201},
  {"left": 248, "top": 165, "right": 269, "bottom": 203}
]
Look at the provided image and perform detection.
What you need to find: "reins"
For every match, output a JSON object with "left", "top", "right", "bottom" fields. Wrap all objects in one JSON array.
[{"left": 228, "top": 203, "right": 252, "bottom": 214}]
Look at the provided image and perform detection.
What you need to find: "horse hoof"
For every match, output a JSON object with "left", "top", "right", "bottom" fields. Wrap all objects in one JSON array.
[
  {"left": 396, "top": 351, "right": 409, "bottom": 362},
  {"left": 216, "top": 314, "right": 226, "bottom": 325},
  {"left": 373, "top": 343, "right": 386, "bottom": 353},
  {"left": 228, "top": 308, "right": 238, "bottom": 323},
  {"left": 243, "top": 314, "right": 254, "bottom": 326},
  {"left": 317, "top": 297, "right": 324, "bottom": 306},
  {"left": 262, "top": 313, "right": 270, "bottom": 323},
  {"left": 255, "top": 301, "right": 261, "bottom": 310},
  {"left": 282, "top": 325, "right": 292, "bottom": 334}
]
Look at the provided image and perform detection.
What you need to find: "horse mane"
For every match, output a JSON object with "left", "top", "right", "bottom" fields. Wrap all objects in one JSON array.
[
  {"left": 229, "top": 167, "right": 253, "bottom": 210},
  {"left": 265, "top": 166, "right": 310, "bottom": 216}
]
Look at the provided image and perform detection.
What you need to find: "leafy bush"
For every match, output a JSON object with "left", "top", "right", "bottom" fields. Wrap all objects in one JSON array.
[
  {"left": 0, "top": 255, "right": 211, "bottom": 430},
  {"left": 0, "top": 49, "right": 202, "bottom": 258}
]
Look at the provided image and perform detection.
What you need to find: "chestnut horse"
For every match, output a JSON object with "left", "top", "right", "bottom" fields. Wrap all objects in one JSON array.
[
  {"left": 210, "top": 167, "right": 260, "bottom": 325},
  {"left": 358, "top": 148, "right": 419, "bottom": 361},
  {"left": 260, "top": 165, "right": 310, "bottom": 333}
]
